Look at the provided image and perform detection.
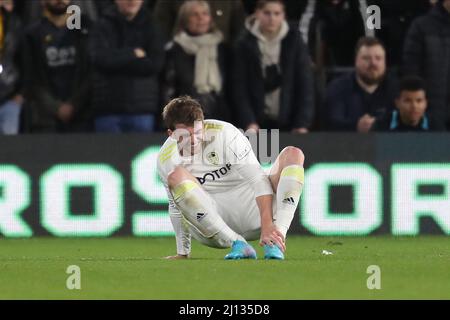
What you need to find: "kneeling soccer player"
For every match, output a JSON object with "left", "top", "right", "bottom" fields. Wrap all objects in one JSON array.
[{"left": 157, "top": 96, "right": 305, "bottom": 260}]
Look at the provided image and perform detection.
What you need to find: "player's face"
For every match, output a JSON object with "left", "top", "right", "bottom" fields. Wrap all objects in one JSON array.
[
  {"left": 171, "top": 121, "right": 204, "bottom": 156},
  {"left": 256, "top": 2, "right": 285, "bottom": 35},
  {"left": 396, "top": 90, "right": 427, "bottom": 126},
  {"left": 186, "top": 3, "right": 212, "bottom": 35},
  {"left": 355, "top": 45, "right": 386, "bottom": 85}
]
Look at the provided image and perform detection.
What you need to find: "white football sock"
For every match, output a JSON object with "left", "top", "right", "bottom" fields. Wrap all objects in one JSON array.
[
  {"left": 172, "top": 180, "right": 244, "bottom": 247},
  {"left": 274, "top": 165, "right": 304, "bottom": 238}
]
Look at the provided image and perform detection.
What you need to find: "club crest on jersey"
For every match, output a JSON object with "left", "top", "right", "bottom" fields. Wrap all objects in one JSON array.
[{"left": 206, "top": 151, "right": 219, "bottom": 165}]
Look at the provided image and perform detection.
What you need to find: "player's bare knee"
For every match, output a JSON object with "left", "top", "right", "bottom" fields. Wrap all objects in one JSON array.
[
  {"left": 168, "top": 166, "right": 189, "bottom": 188},
  {"left": 281, "top": 146, "right": 305, "bottom": 165}
]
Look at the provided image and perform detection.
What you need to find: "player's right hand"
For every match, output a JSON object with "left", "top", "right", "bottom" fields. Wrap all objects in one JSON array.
[
  {"left": 260, "top": 224, "right": 286, "bottom": 252},
  {"left": 164, "top": 254, "right": 189, "bottom": 260}
]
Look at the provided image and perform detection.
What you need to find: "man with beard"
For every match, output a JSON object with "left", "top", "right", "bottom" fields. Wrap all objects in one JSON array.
[
  {"left": 323, "top": 37, "right": 398, "bottom": 132},
  {"left": 22, "top": 0, "right": 92, "bottom": 132}
]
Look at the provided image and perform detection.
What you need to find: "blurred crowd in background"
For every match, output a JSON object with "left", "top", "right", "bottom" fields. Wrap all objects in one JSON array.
[{"left": 0, "top": 0, "right": 449, "bottom": 134}]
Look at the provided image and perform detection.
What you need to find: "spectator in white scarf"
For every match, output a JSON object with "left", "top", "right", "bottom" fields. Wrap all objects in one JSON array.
[{"left": 161, "top": 0, "right": 231, "bottom": 121}]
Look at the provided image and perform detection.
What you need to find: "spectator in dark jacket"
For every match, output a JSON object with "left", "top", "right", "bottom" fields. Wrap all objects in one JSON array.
[
  {"left": 0, "top": 0, "right": 23, "bottom": 134},
  {"left": 91, "top": 0, "right": 164, "bottom": 133},
  {"left": 153, "top": 0, "right": 245, "bottom": 44},
  {"left": 369, "top": 0, "right": 432, "bottom": 67},
  {"left": 161, "top": 0, "right": 230, "bottom": 121},
  {"left": 22, "top": 0, "right": 92, "bottom": 133},
  {"left": 324, "top": 37, "right": 398, "bottom": 132},
  {"left": 403, "top": 0, "right": 450, "bottom": 131},
  {"left": 232, "top": 0, "right": 315, "bottom": 133},
  {"left": 372, "top": 76, "right": 437, "bottom": 132},
  {"left": 318, "top": 0, "right": 366, "bottom": 67},
  {"left": 245, "top": 0, "right": 321, "bottom": 61}
]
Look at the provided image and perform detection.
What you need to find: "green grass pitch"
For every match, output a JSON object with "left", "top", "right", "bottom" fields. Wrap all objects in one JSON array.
[{"left": 0, "top": 236, "right": 449, "bottom": 299}]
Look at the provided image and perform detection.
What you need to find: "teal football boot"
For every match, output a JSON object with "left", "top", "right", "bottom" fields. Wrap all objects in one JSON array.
[
  {"left": 263, "top": 244, "right": 285, "bottom": 260},
  {"left": 224, "top": 240, "right": 257, "bottom": 260}
]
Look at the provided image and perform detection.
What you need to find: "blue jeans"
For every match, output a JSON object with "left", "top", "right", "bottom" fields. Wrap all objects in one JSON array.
[
  {"left": 95, "top": 114, "right": 155, "bottom": 133},
  {"left": 0, "top": 99, "right": 22, "bottom": 134}
]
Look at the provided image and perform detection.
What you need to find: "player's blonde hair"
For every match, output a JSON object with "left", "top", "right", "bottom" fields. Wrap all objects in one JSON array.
[{"left": 162, "top": 96, "right": 205, "bottom": 130}]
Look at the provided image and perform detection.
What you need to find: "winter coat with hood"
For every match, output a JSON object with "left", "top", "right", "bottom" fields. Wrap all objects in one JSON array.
[{"left": 232, "top": 15, "right": 315, "bottom": 130}]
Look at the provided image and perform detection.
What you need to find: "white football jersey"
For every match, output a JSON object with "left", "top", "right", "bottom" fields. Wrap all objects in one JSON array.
[{"left": 158, "top": 119, "right": 260, "bottom": 193}]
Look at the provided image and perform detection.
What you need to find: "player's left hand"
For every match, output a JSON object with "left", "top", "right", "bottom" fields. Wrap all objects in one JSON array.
[
  {"left": 260, "top": 224, "right": 286, "bottom": 252},
  {"left": 164, "top": 254, "right": 189, "bottom": 260}
]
